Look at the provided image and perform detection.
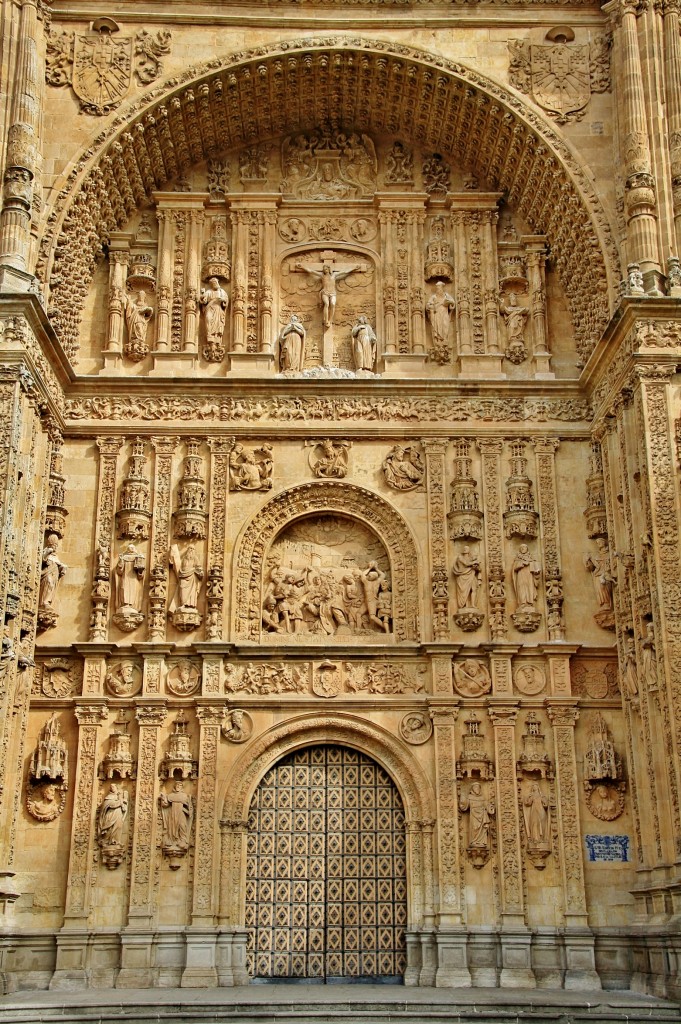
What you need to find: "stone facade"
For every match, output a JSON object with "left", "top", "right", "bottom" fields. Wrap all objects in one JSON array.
[{"left": 0, "top": 0, "right": 680, "bottom": 1000}]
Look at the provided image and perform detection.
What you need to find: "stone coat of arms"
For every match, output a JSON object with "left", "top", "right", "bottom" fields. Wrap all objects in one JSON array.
[{"left": 509, "top": 34, "right": 610, "bottom": 125}]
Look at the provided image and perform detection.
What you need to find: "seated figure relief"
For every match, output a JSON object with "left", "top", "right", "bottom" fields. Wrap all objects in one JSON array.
[{"left": 261, "top": 515, "right": 393, "bottom": 640}]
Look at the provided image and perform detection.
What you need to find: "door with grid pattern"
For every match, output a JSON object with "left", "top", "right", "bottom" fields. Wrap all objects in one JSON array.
[{"left": 245, "top": 745, "right": 407, "bottom": 981}]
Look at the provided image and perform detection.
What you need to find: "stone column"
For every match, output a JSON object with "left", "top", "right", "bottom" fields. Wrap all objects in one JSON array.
[
  {"left": 205, "top": 439, "right": 230, "bottom": 641},
  {"left": 154, "top": 209, "right": 173, "bottom": 352},
  {"left": 378, "top": 210, "right": 397, "bottom": 356},
  {"left": 422, "top": 438, "right": 450, "bottom": 641},
  {"left": 606, "top": 0, "right": 660, "bottom": 277},
  {"left": 533, "top": 437, "right": 565, "bottom": 641},
  {"left": 525, "top": 241, "right": 551, "bottom": 378},
  {"left": 182, "top": 702, "right": 225, "bottom": 987},
  {"left": 0, "top": 0, "right": 46, "bottom": 284},
  {"left": 453, "top": 211, "right": 472, "bottom": 358},
  {"left": 410, "top": 211, "right": 426, "bottom": 355},
  {"left": 662, "top": 0, "right": 681, "bottom": 248},
  {"left": 482, "top": 209, "right": 501, "bottom": 357},
  {"left": 376, "top": 193, "right": 428, "bottom": 376},
  {"left": 183, "top": 209, "right": 204, "bottom": 355},
  {"left": 545, "top": 700, "right": 601, "bottom": 989},
  {"left": 478, "top": 438, "right": 506, "bottom": 640},
  {"left": 430, "top": 704, "right": 470, "bottom": 987},
  {"left": 217, "top": 817, "right": 250, "bottom": 986},
  {"left": 117, "top": 701, "right": 167, "bottom": 988},
  {"left": 259, "top": 210, "right": 276, "bottom": 352},
  {"left": 404, "top": 819, "right": 426, "bottom": 985},
  {"left": 488, "top": 701, "right": 535, "bottom": 988},
  {"left": 51, "top": 701, "right": 109, "bottom": 989},
  {"left": 227, "top": 196, "right": 277, "bottom": 375},
  {"left": 102, "top": 243, "right": 130, "bottom": 371}
]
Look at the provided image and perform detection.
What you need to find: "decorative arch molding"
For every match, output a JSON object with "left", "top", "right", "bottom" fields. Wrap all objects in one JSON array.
[
  {"left": 232, "top": 480, "right": 420, "bottom": 643},
  {"left": 38, "top": 36, "right": 619, "bottom": 366},
  {"left": 220, "top": 711, "right": 437, "bottom": 825}
]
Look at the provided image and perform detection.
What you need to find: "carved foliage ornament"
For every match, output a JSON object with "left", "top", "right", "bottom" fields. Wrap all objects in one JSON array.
[
  {"left": 46, "top": 21, "right": 172, "bottom": 115},
  {"left": 508, "top": 34, "right": 610, "bottom": 125}
]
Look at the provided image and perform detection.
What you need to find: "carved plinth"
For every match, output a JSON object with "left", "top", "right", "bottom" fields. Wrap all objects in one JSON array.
[
  {"left": 511, "top": 610, "right": 542, "bottom": 633},
  {"left": 228, "top": 351, "right": 275, "bottom": 376},
  {"left": 584, "top": 506, "right": 608, "bottom": 540},
  {"left": 381, "top": 353, "right": 429, "bottom": 377},
  {"left": 467, "top": 844, "right": 491, "bottom": 869},
  {"left": 173, "top": 508, "right": 207, "bottom": 539},
  {"left": 169, "top": 607, "right": 202, "bottom": 632},
  {"left": 112, "top": 607, "right": 144, "bottom": 633},
  {"left": 503, "top": 509, "right": 539, "bottom": 539},
  {"left": 100, "top": 843, "right": 125, "bottom": 870},
  {"left": 448, "top": 509, "right": 484, "bottom": 541},
  {"left": 116, "top": 508, "right": 152, "bottom": 541},
  {"left": 454, "top": 609, "right": 484, "bottom": 632},
  {"left": 458, "top": 354, "right": 505, "bottom": 379},
  {"left": 37, "top": 608, "right": 59, "bottom": 632},
  {"left": 594, "top": 609, "right": 615, "bottom": 631}
]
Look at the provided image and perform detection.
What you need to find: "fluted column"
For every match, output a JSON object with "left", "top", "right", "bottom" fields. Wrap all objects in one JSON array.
[
  {"left": 606, "top": 0, "right": 660, "bottom": 273},
  {"left": 525, "top": 241, "right": 551, "bottom": 377},
  {"left": 0, "top": 0, "right": 46, "bottom": 278},
  {"left": 662, "top": 0, "right": 681, "bottom": 247},
  {"left": 105, "top": 247, "right": 130, "bottom": 358},
  {"left": 155, "top": 209, "right": 173, "bottom": 351}
]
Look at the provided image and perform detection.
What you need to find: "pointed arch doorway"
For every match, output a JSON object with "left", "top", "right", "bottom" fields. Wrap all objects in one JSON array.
[{"left": 245, "top": 744, "right": 407, "bottom": 983}]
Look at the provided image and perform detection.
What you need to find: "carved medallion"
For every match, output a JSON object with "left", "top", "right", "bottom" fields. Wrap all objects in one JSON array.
[
  {"left": 166, "top": 660, "right": 200, "bottom": 697},
  {"left": 40, "top": 657, "right": 77, "bottom": 698},
  {"left": 221, "top": 709, "right": 253, "bottom": 743},
  {"left": 399, "top": 712, "right": 432, "bottom": 745},
  {"left": 105, "top": 660, "right": 142, "bottom": 697},
  {"left": 453, "top": 659, "right": 492, "bottom": 698},
  {"left": 513, "top": 664, "right": 546, "bottom": 696}
]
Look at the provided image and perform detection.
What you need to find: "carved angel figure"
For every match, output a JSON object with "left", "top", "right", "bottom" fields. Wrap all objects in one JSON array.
[
  {"left": 228, "top": 442, "right": 273, "bottom": 491},
  {"left": 382, "top": 445, "right": 424, "bottom": 491}
]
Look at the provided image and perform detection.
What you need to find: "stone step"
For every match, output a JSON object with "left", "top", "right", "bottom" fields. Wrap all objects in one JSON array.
[{"left": 0, "top": 989, "right": 680, "bottom": 1024}]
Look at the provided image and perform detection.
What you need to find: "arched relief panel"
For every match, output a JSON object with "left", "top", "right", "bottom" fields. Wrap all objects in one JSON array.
[
  {"left": 38, "top": 37, "right": 619, "bottom": 367},
  {"left": 231, "top": 481, "right": 421, "bottom": 644},
  {"left": 218, "top": 713, "right": 437, "bottom": 929}
]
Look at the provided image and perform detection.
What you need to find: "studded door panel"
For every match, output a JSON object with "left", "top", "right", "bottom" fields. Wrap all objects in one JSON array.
[{"left": 245, "top": 745, "right": 407, "bottom": 981}]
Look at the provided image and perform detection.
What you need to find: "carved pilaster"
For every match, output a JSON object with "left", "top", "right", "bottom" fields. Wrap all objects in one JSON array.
[
  {"left": 422, "top": 438, "right": 450, "bottom": 640},
  {"left": 478, "top": 438, "right": 505, "bottom": 640},
  {"left": 148, "top": 437, "right": 178, "bottom": 641},
  {"left": 533, "top": 438, "right": 564, "bottom": 641},
  {"left": 128, "top": 703, "right": 167, "bottom": 923},
  {"left": 89, "top": 437, "right": 124, "bottom": 641},
  {"left": 104, "top": 247, "right": 130, "bottom": 361},
  {"left": 183, "top": 209, "right": 204, "bottom": 354},
  {"left": 546, "top": 700, "right": 600, "bottom": 988}
]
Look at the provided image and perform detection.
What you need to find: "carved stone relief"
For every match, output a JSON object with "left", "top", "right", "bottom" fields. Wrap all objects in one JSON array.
[
  {"left": 306, "top": 440, "right": 352, "bottom": 479},
  {"left": 173, "top": 441, "right": 207, "bottom": 539},
  {"left": 503, "top": 441, "right": 539, "bottom": 539},
  {"left": 199, "top": 278, "right": 229, "bottom": 363},
  {"left": 583, "top": 713, "right": 626, "bottom": 821},
  {"left": 508, "top": 33, "right": 610, "bottom": 125},
  {"left": 116, "top": 439, "right": 151, "bottom": 541},
  {"left": 105, "top": 660, "right": 142, "bottom": 697},
  {"left": 382, "top": 445, "right": 424, "bottom": 491},
  {"left": 262, "top": 516, "right": 392, "bottom": 640},
  {"left": 160, "top": 712, "right": 198, "bottom": 781},
  {"left": 312, "top": 660, "right": 343, "bottom": 698},
  {"left": 513, "top": 663, "right": 546, "bottom": 696},
  {"left": 225, "top": 661, "right": 308, "bottom": 695},
  {"left": 37, "top": 657, "right": 80, "bottom": 698},
  {"left": 448, "top": 440, "right": 483, "bottom": 541},
  {"left": 510, "top": 544, "right": 542, "bottom": 633},
  {"left": 399, "top": 712, "right": 432, "bottom": 745},
  {"left": 516, "top": 712, "right": 553, "bottom": 868},
  {"left": 459, "top": 781, "right": 495, "bottom": 868},
  {"left": 166, "top": 660, "right": 200, "bottom": 697},
  {"left": 280, "top": 132, "right": 377, "bottom": 199},
  {"left": 584, "top": 537, "right": 616, "bottom": 630},
  {"left": 228, "top": 441, "right": 273, "bottom": 491},
  {"left": 453, "top": 659, "right": 492, "bottom": 698},
  {"left": 26, "top": 714, "right": 68, "bottom": 822},
  {"left": 168, "top": 543, "right": 203, "bottom": 631},
  {"left": 99, "top": 713, "right": 136, "bottom": 780},
  {"left": 384, "top": 141, "right": 413, "bottom": 185},
  {"left": 221, "top": 709, "right": 253, "bottom": 743}
]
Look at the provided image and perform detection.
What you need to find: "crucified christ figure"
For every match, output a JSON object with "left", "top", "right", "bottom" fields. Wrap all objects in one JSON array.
[{"left": 295, "top": 260, "right": 362, "bottom": 327}]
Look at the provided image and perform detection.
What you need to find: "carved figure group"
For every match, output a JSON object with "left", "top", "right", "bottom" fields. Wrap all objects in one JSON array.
[
  {"left": 229, "top": 442, "right": 273, "bottom": 491},
  {"left": 262, "top": 559, "right": 392, "bottom": 637},
  {"left": 382, "top": 445, "right": 424, "bottom": 491}
]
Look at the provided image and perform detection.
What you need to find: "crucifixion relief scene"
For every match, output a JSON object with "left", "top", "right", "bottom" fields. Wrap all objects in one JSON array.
[{"left": 2, "top": 0, "right": 681, "bottom": 1018}]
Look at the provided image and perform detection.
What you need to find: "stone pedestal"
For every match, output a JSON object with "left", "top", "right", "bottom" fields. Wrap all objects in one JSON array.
[
  {"left": 435, "top": 928, "right": 472, "bottom": 987},
  {"left": 150, "top": 352, "right": 198, "bottom": 376},
  {"left": 498, "top": 926, "right": 536, "bottom": 988},
  {"left": 381, "top": 353, "right": 429, "bottom": 377},
  {"left": 228, "top": 351, "right": 275, "bottom": 376},
  {"left": 181, "top": 927, "right": 219, "bottom": 988},
  {"left": 458, "top": 353, "right": 506, "bottom": 378}
]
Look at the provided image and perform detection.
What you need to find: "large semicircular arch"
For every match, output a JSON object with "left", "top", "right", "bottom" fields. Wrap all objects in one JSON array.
[{"left": 39, "top": 35, "right": 620, "bottom": 365}]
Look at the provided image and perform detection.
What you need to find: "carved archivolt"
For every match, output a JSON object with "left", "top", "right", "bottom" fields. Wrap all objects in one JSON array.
[
  {"left": 233, "top": 481, "right": 420, "bottom": 643},
  {"left": 220, "top": 712, "right": 437, "bottom": 825},
  {"left": 39, "top": 37, "right": 618, "bottom": 365}
]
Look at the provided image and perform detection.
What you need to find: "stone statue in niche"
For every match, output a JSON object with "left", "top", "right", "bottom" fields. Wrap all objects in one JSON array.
[
  {"left": 221, "top": 708, "right": 252, "bottom": 743},
  {"left": 385, "top": 140, "right": 413, "bottom": 185},
  {"left": 622, "top": 637, "right": 639, "bottom": 699},
  {"left": 295, "top": 259, "right": 363, "bottom": 328},
  {"left": 426, "top": 281, "right": 456, "bottom": 364},
  {"left": 452, "top": 545, "right": 484, "bottom": 632},
  {"left": 159, "top": 780, "right": 193, "bottom": 869},
  {"left": 585, "top": 537, "right": 616, "bottom": 630},
  {"left": 453, "top": 659, "right": 492, "bottom": 698},
  {"left": 459, "top": 781, "right": 495, "bottom": 868},
  {"left": 261, "top": 516, "right": 392, "bottom": 640},
  {"left": 228, "top": 441, "right": 273, "bottom": 491},
  {"left": 351, "top": 315, "right": 377, "bottom": 372},
  {"left": 37, "top": 533, "right": 67, "bottom": 631},
  {"left": 522, "top": 780, "right": 551, "bottom": 867},
  {"left": 307, "top": 439, "right": 351, "bottom": 479},
  {"left": 642, "top": 622, "right": 658, "bottom": 691},
  {"left": 112, "top": 543, "right": 145, "bottom": 632},
  {"left": 199, "top": 277, "right": 228, "bottom": 362},
  {"left": 168, "top": 543, "right": 203, "bottom": 631},
  {"left": 500, "top": 291, "right": 529, "bottom": 364},
  {"left": 511, "top": 544, "right": 542, "bottom": 633},
  {"left": 382, "top": 445, "right": 424, "bottom": 491},
  {"left": 97, "top": 783, "right": 129, "bottom": 869},
  {"left": 105, "top": 660, "right": 142, "bottom": 697},
  {"left": 123, "top": 289, "right": 153, "bottom": 361},
  {"left": 278, "top": 313, "right": 307, "bottom": 372},
  {"left": 280, "top": 132, "right": 377, "bottom": 200}
]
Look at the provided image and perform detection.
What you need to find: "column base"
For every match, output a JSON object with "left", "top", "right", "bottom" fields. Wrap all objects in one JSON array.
[
  {"left": 181, "top": 927, "right": 218, "bottom": 988},
  {"left": 228, "top": 351, "right": 275, "bottom": 376},
  {"left": 458, "top": 353, "right": 506, "bottom": 379},
  {"left": 499, "top": 927, "right": 536, "bottom": 988},
  {"left": 100, "top": 349, "right": 127, "bottom": 374},
  {"left": 434, "top": 928, "right": 472, "bottom": 988},
  {"left": 50, "top": 925, "right": 89, "bottom": 990},
  {"left": 149, "top": 351, "right": 198, "bottom": 376},
  {"left": 563, "top": 926, "right": 601, "bottom": 990},
  {"left": 381, "top": 353, "right": 429, "bottom": 377},
  {"left": 116, "top": 929, "right": 156, "bottom": 988}
]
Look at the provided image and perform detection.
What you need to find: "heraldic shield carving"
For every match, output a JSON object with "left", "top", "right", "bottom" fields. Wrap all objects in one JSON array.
[
  {"left": 72, "top": 29, "right": 133, "bottom": 116},
  {"left": 508, "top": 34, "right": 610, "bottom": 125}
]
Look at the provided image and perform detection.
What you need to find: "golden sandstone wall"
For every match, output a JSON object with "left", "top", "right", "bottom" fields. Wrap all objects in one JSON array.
[{"left": 0, "top": 0, "right": 680, "bottom": 999}]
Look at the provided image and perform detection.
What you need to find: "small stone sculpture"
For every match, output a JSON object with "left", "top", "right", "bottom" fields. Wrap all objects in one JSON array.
[
  {"left": 453, "top": 659, "right": 492, "bottom": 697},
  {"left": 159, "top": 780, "right": 194, "bottom": 869},
  {"left": 168, "top": 543, "right": 203, "bottom": 631},
  {"left": 97, "top": 783, "right": 129, "bottom": 869},
  {"left": 351, "top": 315, "right": 377, "bottom": 372},
  {"left": 38, "top": 533, "right": 67, "bottom": 631},
  {"left": 199, "top": 277, "right": 228, "bottom": 362},
  {"left": 459, "top": 781, "right": 495, "bottom": 868},
  {"left": 112, "top": 543, "right": 145, "bottom": 632},
  {"left": 452, "top": 545, "right": 484, "bottom": 631},
  {"left": 382, "top": 445, "right": 424, "bottom": 491},
  {"left": 279, "top": 313, "right": 306, "bottom": 372}
]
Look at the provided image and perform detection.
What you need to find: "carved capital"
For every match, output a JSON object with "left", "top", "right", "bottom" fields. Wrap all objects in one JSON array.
[
  {"left": 546, "top": 700, "right": 580, "bottom": 728},
  {"left": 195, "top": 703, "right": 227, "bottom": 726},
  {"left": 135, "top": 702, "right": 167, "bottom": 727},
  {"left": 532, "top": 437, "right": 560, "bottom": 455},
  {"left": 420, "top": 438, "right": 449, "bottom": 458},
  {"left": 220, "top": 817, "right": 249, "bottom": 833},
  {"left": 151, "top": 435, "right": 180, "bottom": 455},
  {"left": 74, "top": 702, "right": 108, "bottom": 726},
  {"left": 429, "top": 705, "right": 459, "bottom": 726},
  {"left": 635, "top": 363, "right": 676, "bottom": 385},
  {"left": 96, "top": 436, "right": 125, "bottom": 456},
  {"left": 487, "top": 702, "right": 519, "bottom": 727},
  {"left": 477, "top": 438, "right": 504, "bottom": 457}
]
